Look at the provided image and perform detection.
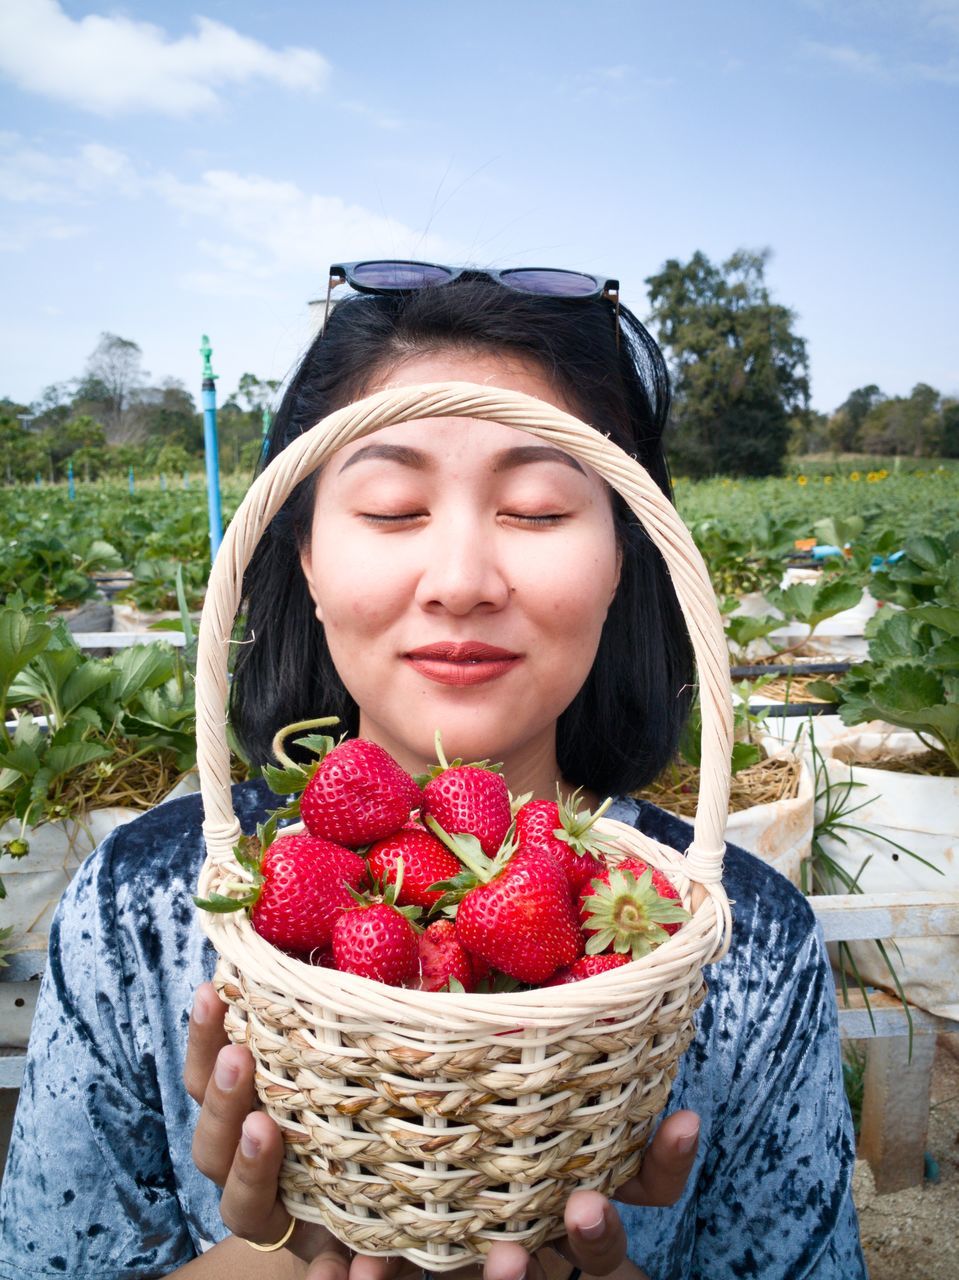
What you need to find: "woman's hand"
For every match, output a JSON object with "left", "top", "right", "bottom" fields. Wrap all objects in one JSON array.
[
  {"left": 185, "top": 981, "right": 699, "bottom": 1280},
  {"left": 186, "top": 981, "right": 381, "bottom": 1278}
]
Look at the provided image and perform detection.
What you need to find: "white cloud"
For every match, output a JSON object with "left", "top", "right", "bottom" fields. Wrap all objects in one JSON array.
[
  {"left": 0, "top": 0, "right": 329, "bottom": 117},
  {"left": 803, "top": 37, "right": 959, "bottom": 84},
  {"left": 0, "top": 136, "right": 137, "bottom": 203},
  {"left": 803, "top": 41, "right": 885, "bottom": 75},
  {"left": 0, "top": 136, "right": 459, "bottom": 293},
  {"left": 154, "top": 167, "right": 459, "bottom": 289}
]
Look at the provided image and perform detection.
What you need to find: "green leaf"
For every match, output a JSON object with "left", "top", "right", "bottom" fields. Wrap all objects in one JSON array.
[
  {"left": 910, "top": 605, "right": 959, "bottom": 638},
  {"left": 869, "top": 611, "right": 923, "bottom": 663},
  {"left": 807, "top": 578, "right": 863, "bottom": 629},
  {"left": 44, "top": 742, "right": 112, "bottom": 780},
  {"left": 724, "top": 614, "right": 781, "bottom": 647},
  {"left": 110, "top": 644, "right": 175, "bottom": 702},
  {"left": 730, "top": 741, "right": 762, "bottom": 774},
  {"left": 60, "top": 662, "right": 115, "bottom": 714},
  {"left": 0, "top": 609, "right": 51, "bottom": 698},
  {"left": 768, "top": 582, "right": 817, "bottom": 625},
  {"left": 804, "top": 680, "right": 840, "bottom": 704},
  {"left": 0, "top": 742, "right": 41, "bottom": 780},
  {"left": 261, "top": 764, "right": 308, "bottom": 795},
  {"left": 903, "top": 535, "right": 949, "bottom": 572}
]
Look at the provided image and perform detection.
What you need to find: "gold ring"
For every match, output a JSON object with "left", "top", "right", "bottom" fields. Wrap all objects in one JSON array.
[{"left": 246, "top": 1214, "right": 297, "bottom": 1252}]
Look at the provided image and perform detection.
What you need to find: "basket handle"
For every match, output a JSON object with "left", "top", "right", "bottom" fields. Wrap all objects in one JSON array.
[{"left": 196, "top": 382, "right": 733, "bottom": 885}]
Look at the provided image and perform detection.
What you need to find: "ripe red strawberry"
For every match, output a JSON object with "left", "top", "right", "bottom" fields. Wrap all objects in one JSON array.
[
  {"left": 419, "top": 733, "right": 511, "bottom": 858},
  {"left": 579, "top": 857, "right": 690, "bottom": 959},
  {"left": 417, "top": 920, "right": 480, "bottom": 992},
  {"left": 544, "top": 953, "right": 631, "bottom": 985},
  {"left": 195, "top": 831, "right": 368, "bottom": 956},
  {"left": 431, "top": 827, "right": 584, "bottom": 984},
  {"left": 333, "top": 902, "right": 420, "bottom": 986},
  {"left": 366, "top": 829, "right": 461, "bottom": 909},
  {"left": 514, "top": 790, "right": 613, "bottom": 897},
  {"left": 300, "top": 738, "right": 421, "bottom": 847}
]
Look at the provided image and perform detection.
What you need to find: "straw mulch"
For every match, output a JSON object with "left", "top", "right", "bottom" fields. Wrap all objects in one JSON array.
[
  {"left": 640, "top": 751, "right": 803, "bottom": 819},
  {"left": 742, "top": 673, "right": 840, "bottom": 703},
  {"left": 50, "top": 746, "right": 250, "bottom": 816},
  {"left": 832, "top": 747, "right": 957, "bottom": 779}
]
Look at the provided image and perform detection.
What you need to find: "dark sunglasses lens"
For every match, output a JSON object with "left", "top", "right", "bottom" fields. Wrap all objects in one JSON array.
[
  {"left": 350, "top": 261, "right": 454, "bottom": 290},
  {"left": 500, "top": 268, "right": 599, "bottom": 297}
]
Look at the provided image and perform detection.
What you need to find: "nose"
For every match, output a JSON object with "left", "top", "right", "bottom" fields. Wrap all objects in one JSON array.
[{"left": 414, "top": 515, "right": 511, "bottom": 616}]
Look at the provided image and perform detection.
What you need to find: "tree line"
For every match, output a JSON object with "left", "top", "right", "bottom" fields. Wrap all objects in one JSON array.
[
  {"left": 2, "top": 251, "right": 956, "bottom": 483},
  {"left": 0, "top": 332, "right": 278, "bottom": 484}
]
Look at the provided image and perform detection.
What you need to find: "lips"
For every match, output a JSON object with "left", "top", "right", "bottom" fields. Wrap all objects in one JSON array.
[{"left": 404, "top": 641, "right": 522, "bottom": 686}]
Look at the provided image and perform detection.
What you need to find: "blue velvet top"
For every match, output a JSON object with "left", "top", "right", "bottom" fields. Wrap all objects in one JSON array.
[{"left": 0, "top": 783, "right": 866, "bottom": 1279}]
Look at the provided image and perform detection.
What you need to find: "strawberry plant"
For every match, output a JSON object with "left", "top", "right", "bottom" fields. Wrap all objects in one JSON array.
[
  {"left": 811, "top": 559, "right": 959, "bottom": 773},
  {"left": 0, "top": 603, "right": 199, "bottom": 880}
]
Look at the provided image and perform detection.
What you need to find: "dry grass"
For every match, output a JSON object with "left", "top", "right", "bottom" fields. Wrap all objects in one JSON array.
[{"left": 640, "top": 752, "right": 803, "bottom": 817}]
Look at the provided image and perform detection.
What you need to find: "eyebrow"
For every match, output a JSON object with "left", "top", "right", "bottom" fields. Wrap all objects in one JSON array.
[{"left": 337, "top": 442, "right": 585, "bottom": 475}]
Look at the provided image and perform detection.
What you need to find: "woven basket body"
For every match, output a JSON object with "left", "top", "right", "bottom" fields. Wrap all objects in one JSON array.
[{"left": 195, "top": 382, "right": 733, "bottom": 1269}]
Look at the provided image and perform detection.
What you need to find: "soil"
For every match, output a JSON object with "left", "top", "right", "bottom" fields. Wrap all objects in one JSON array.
[{"left": 854, "top": 1034, "right": 959, "bottom": 1278}]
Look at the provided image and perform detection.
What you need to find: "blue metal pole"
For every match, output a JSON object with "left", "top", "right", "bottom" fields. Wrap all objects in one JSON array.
[
  {"left": 68, "top": 460, "right": 76, "bottom": 500},
  {"left": 129, "top": 465, "right": 135, "bottom": 495},
  {"left": 35, "top": 472, "right": 41, "bottom": 487},
  {"left": 200, "top": 334, "right": 223, "bottom": 559}
]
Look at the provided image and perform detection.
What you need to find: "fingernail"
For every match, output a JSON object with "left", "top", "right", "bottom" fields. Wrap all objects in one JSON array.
[
  {"left": 215, "top": 1049, "right": 239, "bottom": 1092},
  {"left": 192, "top": 994, "right": 208, "bottom": 1025},
  {"left": 676, "top": 1123, "right": 700, "bottom": 1155},
  {"left": 240, "top": 1117, "right": 260, "bottom": 1159},
  {"left": 578, "top": 1212, "right": 606, "bottom": 1240}
]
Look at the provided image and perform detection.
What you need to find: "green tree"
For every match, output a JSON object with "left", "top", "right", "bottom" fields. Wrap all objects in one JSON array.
[
  {"left": 859, "top": 383, "right": 941, "bottom": 456},
  {"left": 829, "top": 385, "right": 883, "bottom": 451},
  {"left": 132, "top": 380, "right": 201, "bottom": 451},
  {"left": 940, "top": 400, "right": 959, "bottom": 458},
  {"left": 0, "top": 413, "right": 47, "bottom": 483},
  {"left": 645, "top": 249, "right": 810, "bottom": 476}
]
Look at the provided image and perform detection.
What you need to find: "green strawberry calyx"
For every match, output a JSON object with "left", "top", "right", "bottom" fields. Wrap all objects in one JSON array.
[
  {"left": 262, "top": 716, "right": 343, "bottom": 805},
  {"left": 414, "top": 728, "right": 504, "bottom": 785},
  {"left": 343, "top": 857, "right": 423, "bottom": 928},
  {"left": 193, "top": 832, "right": 265, "bottom": 914},
  {"left": 423, "top": 815, "right": 518, "bottom": 915},
  {"left": 554, "top": 787, "right": 617, "bottom": 859},
  {"left": 583, "top": 867, "right": 691, "bottom": 958}
]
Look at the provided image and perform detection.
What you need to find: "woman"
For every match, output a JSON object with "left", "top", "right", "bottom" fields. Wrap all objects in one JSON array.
[{"left": 0, "top": 265, "right": 866, "bottom": 1280}]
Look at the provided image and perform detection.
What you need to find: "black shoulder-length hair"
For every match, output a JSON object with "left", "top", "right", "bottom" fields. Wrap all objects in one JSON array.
[{"left": 230, "top": 276, "right": 694, "bottom": 795}]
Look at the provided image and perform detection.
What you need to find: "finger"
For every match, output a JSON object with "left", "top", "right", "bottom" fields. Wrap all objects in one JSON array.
[
  {"left": 191, "top": 1042, "right": 256, "bottom": 1187},
  {"left": 485, "top": 1241, "right": 539, "bottom": 1280},
  {"left": 616, "top": 1110, "right": 700, "bottom": 1208},
  {"left": 305, "top": 1238, "right": 355, "bottom": 1280},
  {"left": 219, "top": 1110, "right": 299, "bottom": 1247},
  {"left": 349, "top": 1254, "right": 410, "bottom": 1280},
  {"left": 564, "top": 1191, "right": 628, "bottom": 1276},
  {"left": 183, "top": 982, "right": 230, "bottom": 1105}
]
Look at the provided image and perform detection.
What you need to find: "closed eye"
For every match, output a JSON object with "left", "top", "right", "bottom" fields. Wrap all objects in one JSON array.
[
  {"left": 502, "top": 513, "right": 567, "bottom": 526},
  {"left": 359, "top": 512, "right": 427, "bottom": 525}
]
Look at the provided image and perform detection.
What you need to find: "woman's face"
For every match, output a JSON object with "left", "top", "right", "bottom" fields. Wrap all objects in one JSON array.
[{"left": 299, "top": 349, "right": 621, "bottom": 793}]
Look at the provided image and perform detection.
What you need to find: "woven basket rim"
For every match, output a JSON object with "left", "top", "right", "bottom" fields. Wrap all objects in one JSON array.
[{"left": 199, "top": 814, "right": 730, "bottom": 1020}]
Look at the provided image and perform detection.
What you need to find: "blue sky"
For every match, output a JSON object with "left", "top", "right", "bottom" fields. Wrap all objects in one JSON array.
[{"left": 1, "top": 0, "right": 957, "bottom": 414}]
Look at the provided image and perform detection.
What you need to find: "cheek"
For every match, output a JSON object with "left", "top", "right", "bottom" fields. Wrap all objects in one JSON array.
[
  {"left": 523, "top": 528, "right": 619, "bottom": 639},
  {"left": 307, "top": 537, "right": 411, "bottom": 635}
]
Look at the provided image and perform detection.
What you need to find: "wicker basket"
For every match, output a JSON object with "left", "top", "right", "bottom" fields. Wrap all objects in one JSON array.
[{"left": 195, "top": 382, "right": 733, "bottom": 1270}]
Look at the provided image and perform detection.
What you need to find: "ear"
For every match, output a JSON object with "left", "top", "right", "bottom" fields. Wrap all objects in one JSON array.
[
  {"left": 299, "top": 545, "right": 324, "bottom": 623},
  {"left": 609, "top": 542, "right": 624, "bottom": 606}
]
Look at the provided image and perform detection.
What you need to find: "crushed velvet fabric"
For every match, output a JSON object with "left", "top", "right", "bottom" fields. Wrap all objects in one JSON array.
[{"left": 0, "top": 783, "right": 866, "bottom": 1279}]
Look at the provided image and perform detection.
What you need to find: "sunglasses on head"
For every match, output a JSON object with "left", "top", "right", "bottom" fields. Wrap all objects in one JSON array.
[{"left": 321, "top": 259, "right": 621, "bottom": 335}]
